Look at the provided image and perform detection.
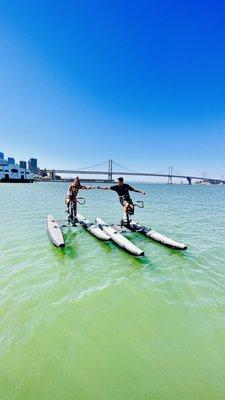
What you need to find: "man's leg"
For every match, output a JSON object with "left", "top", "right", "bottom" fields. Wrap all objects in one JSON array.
[
  {"left": 122, "top": 201, "right": 133, "bottom": 225},
  {"left": 125, "top": 201, "right": 134, "bottom": 215}
]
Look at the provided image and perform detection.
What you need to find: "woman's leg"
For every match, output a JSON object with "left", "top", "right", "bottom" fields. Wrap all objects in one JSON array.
[{"left": 73, "top": 200, "right": 77, "bottom": 219}]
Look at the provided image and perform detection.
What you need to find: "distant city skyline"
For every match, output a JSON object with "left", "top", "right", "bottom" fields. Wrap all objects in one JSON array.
[
  {"left": 0, "top": 149, "right": 38, "bottom": 173},
  {"left": 0, "top": 1, "right": 225, "bottom": 178}
]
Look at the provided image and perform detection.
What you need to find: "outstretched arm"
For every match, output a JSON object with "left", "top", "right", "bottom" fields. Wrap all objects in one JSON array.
[
  {"left": 132, "top": 187, "right": 146, "bottom": 195},
  {"left": 81, "top": 185, "right": 96, "bottom": 190},
  {"left": 97, "top": 186, "right": 111, "bottom": 190}
]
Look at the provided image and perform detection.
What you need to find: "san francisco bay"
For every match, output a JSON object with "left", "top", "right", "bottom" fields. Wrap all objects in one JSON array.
[{"left": 1, "top": 182, "right": 225, "bottom": 400}]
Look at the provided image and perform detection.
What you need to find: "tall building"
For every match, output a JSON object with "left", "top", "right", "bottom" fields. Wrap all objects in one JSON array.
[
  {"left": 0, "top": 152, "right": 4, "bottom": 160},
  {"left": 19, "top": 161, "right": 27, "bottom": 169},
  {"left": 28, "top": 158, "right": 38, "bottom": 173},
  {"left": 8, "top": 157, "right": 15, "bottom": 165}
]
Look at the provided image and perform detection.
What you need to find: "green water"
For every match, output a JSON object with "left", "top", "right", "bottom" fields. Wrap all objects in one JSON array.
[{"left": 1, "top": 182, "right": 225, "bottom": 400}]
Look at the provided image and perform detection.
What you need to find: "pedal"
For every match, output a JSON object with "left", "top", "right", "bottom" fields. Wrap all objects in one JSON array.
[
  {"left": 120, "top": 219, "right": 130, "bottom": 228},
  {"left": 113, "top": 224, "right": 128, "bottom": 234}
]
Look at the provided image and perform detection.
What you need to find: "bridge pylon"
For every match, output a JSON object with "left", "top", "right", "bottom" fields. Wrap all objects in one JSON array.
[
  {"left": 202, "top": 171, "right": 207, "bottom": 185},
  {"left": 187, "top": 177, "right": 192, "bottom": 185},
  {"left": 49, "top": 169, "right": 56, "bottom": 180},
  {"left": 108, "top": 159, "right": 113, "bottom": 181},
  {"left": 168, "top": 166, "right": 173, "bottom": 184}
]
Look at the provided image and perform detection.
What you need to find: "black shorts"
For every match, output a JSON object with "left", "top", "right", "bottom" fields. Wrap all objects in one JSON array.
[{"left": 119, "top": 196, "right": 133, "bottom": 207}]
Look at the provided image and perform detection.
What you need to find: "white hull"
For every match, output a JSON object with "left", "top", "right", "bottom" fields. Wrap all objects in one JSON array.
[
  {"left": 46, "top": 215, "right": 65, "bottom": 248},
  {"left": 77, "top": 213, "right": 110, "bottom": 241},
  {"left": 128, "top": 221, "right": 187, "bottom": 250},
  {"left": 96, "top": 218, "right": 144, "bottom": 257}
]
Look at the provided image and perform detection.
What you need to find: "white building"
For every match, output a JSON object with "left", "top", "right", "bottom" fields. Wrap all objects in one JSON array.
[{"left": 0, "top": 163, "right": 33, "bottom": 182}]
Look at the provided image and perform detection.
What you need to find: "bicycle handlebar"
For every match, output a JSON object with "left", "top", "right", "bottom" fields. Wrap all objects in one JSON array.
[
  {"left": 134, "top": 201, "right": 144, "bottom": 208},
  {"left": 77, "top": 197, "right": 85, "bottom": 205}
]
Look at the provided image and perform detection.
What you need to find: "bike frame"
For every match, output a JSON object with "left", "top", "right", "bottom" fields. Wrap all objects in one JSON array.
[
  {"left": 125, "top": 201, "right": 144, "bottom": 225},
  {"left": 67, "top": 197, "right": 85, "bottom": 226}
]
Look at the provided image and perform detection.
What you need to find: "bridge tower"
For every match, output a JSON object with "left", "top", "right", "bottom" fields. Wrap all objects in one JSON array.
[
  {"left": 168, "top": 166, "right": 173, "bottom": 184},
  {"left": 49, "top": 170, "right": 56, "bottom": 180},
  {"left": 202, "top": 171, "right": 207, "bottom": 185},
  {"left": 187, "top": 177, "right": 192, "bottom": 185},
  {"left": 108, "top": 159, "right": 113, "bottom": 181}
]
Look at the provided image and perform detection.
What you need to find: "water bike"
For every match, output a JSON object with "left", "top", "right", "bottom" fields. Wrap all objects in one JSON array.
[
  {"left": 46, "top": 197, "right": 86, "bottom": 248},
  {"left": 46, "top": 198, "right": 144, "bottom": 256},
  {"left": 118, "top": 200, "right": 187, "bottom": 250},
  {"left": 46, "top": 198, "right": 187, "bottom": 255}
]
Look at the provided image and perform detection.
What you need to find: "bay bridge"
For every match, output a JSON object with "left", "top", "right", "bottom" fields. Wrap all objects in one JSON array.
[{"left": 44, "top": 160, "right": 225, "bottom": 185}]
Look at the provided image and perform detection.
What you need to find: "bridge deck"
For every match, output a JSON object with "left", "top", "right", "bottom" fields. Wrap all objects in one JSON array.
[{"left": 45, "top": 170, "right": 225, "bottom": 184}]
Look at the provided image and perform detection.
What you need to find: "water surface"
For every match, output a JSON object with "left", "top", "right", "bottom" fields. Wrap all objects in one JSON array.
[{"left": 1, "top": 182, "right": 225, "bottom": 399}]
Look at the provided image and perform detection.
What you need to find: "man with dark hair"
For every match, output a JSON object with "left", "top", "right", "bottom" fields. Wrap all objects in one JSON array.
[{"left": 98, "top": 177, "right": 145, "bottom": 219}]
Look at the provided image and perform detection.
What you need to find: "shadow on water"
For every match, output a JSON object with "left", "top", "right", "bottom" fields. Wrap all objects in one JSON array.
[
  {"left": 49, "top": 228, "right": 78, "bottom": 260},
  {"left": 62, "top": 244, "right": 78, "bottom": 259},
  {"left": 50, "top": 228, "right": 114, "bottom": 261},
  {"left": 78, "top": 229, "right": 155, "bottom": 269},
  {"left": 132, "top": 254, "right": 158, "bottom": 271},
  {"left": 165, "top": 245, "right": 199, "bottom": 265},
  {"left": 81, "top": 229, "right": 113, "bottom": 255},
  {"left": 95, "top": 240, "right": 113, "bottom": 255},
  {"left": 79, "top": 228, "right": 153, "bottom": 262},
  {"left": 48, "top": 227, "right": 159, "bottom": 271},
  {"left": 50, "top": 242, "right": 78, "bottom": 260}
]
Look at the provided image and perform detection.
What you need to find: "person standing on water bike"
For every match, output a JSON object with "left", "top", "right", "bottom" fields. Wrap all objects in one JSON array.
[
  {"left": 98, "top": 177, "right": 145, "bottom": 221},
  {"left": 65, "top": 177, "right": 95, "bottom": 219}
]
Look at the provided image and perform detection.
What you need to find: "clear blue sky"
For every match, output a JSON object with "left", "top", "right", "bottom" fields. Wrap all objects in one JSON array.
[{"left": 0, "top": 0, "right": 225, "bottom": 178}]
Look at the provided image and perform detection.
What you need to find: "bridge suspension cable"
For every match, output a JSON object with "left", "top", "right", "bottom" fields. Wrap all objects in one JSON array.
[
  {"left": 75, "top": 160, "right": 109, "bottom": 171},
  {"left": 113, "top": 161, "right": 185, "bottom": 177},
  {"left": 153, "top": 167, "right": 171, "bottom": 175},
  {"left": 172, "top": 167, "right": 184, "bottom": 176},
  {"left": 112, "top": 160, "right": 137, "bottom": 173}
]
